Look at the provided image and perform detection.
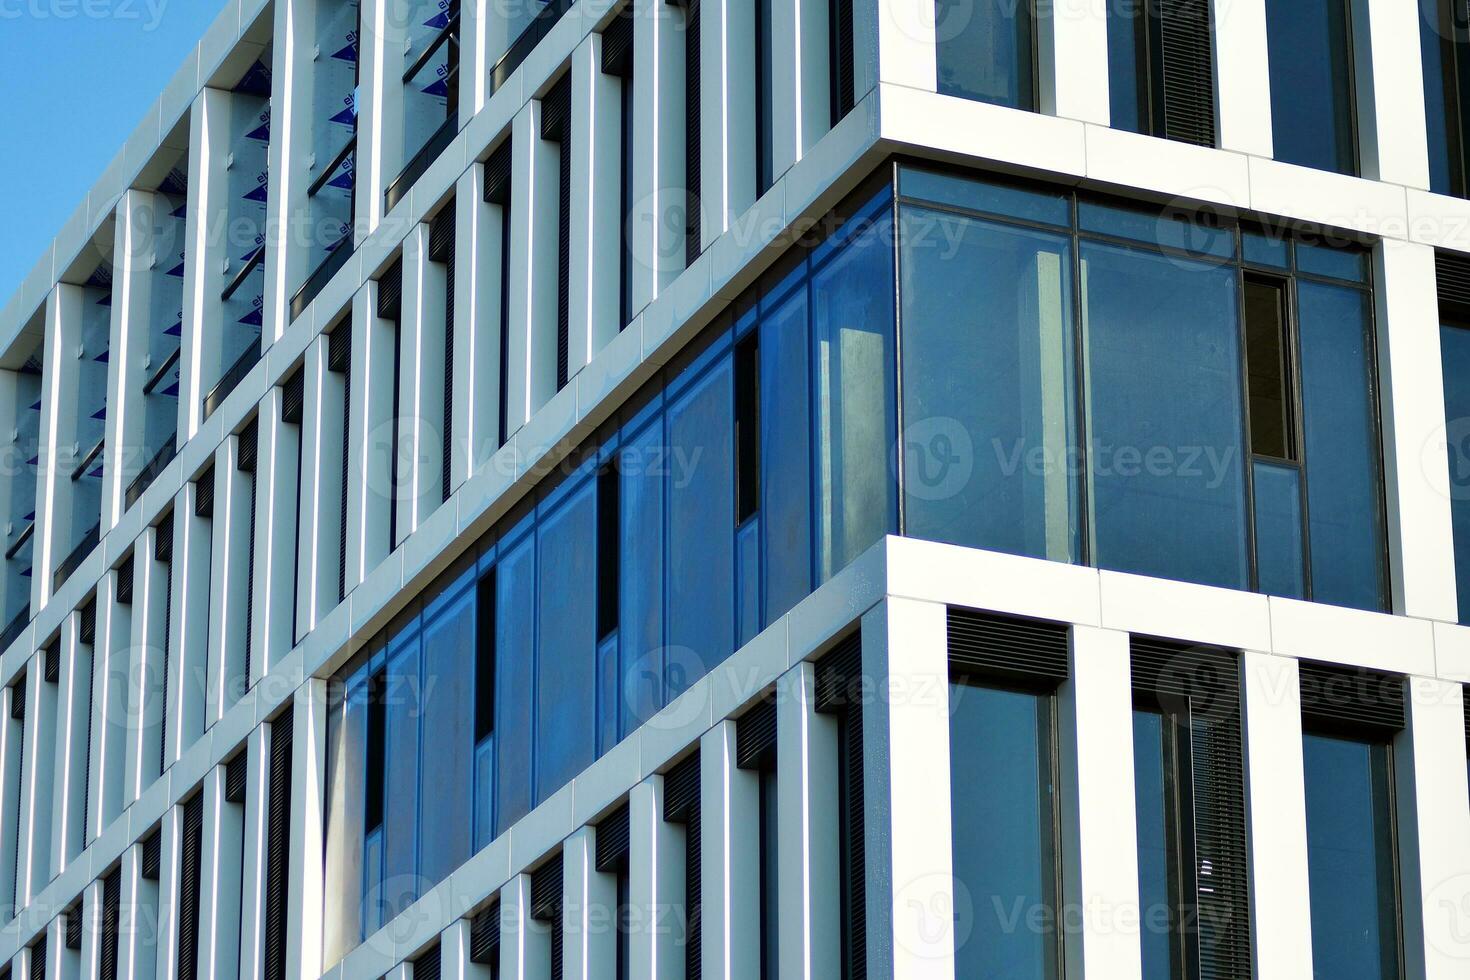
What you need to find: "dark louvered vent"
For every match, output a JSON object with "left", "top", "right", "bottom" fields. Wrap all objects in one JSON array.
[
  {"left": 1157, "top": 0, "right": 1216, "bottom": 146},
  {"left": 814, "top": 632, "right": 865, "bottom": 980},
  {"left": 596, "top": 802, "right": 631, "bottom": 873},
  {"left": 412, "top": 943, "right": 442, "bottom": 980},
  {"left": 1437, "top": 250, "right": 1470, "bottom": 321},
  {"left": 330, "top": 326, "right": 351, "bottom": 603},
  {"left": 157, "top": 512, "right": 175, "bottom": 775},
  {"left": 10, "top": 675, "right": 25, "bottom": 721},
  {"left": 378, "top": 259, "right": 404, "bottom": 322},
  {"left": 263, "top": 709, "right": 294, "bottom": 980},
  {"left": 65, "top": 902, "right": 82, "bottom": 950},
  {"left": 115, "top": 556, "right": 134, "bottom": 605},
  {"left": 431, "top": 205, "right": 456, "bottom": 503},
  {"left": 469, "top": 901, "right": 501, "bottom": 966},
  {"left": 540, "top": 75, "right": 573, "bottom": 393},
  {"left": 531, "top": 854, "right": 564, "bottom": 980},
  {"left": 99, "top": 868, "right": 120, "bottom": 980},
  {"left": 29, "top": 936, "right": 45, "bottom": 980},
  {"left": 79, "top": 598, "right": 96, "bottom": 646},
  {"left": 194, "top": 466, "right": 215, "bottom": 519},
  {"left": 225, "top": 752, "right": 248, "bottom": 805},
  {"left": 484, "top": 139, "right": 513, "bottom": 206},
  {"left": 177, "top": 793, "right": 204, "bottom": 980},
  {"left": 140, "top": 829, "right": 161, "bottom": 880},
  {"left": 281, "top": 370, "right": 305, "bottom": 426},
  {"left": 43, "top": 641, "right": 59, "bottom": 684},
  {"left": 736, "top": 694, "right": 777, "bottom": 770},
  {"left": 1130, "top": 637, "right": 1253, "bottom": 980},
  {"left": 1464, "top": 684, "right": 1470, "bottom": 749},
  {"left": 829, "top": 0, "right": 855, "bottom": 121},
  {"left": 154, "top": 513, "right": 174, "bottom": 564},
  {"left": 1298, "top": 661, "right": 1406, "bottom": 736},
  {"left": 239, "top": 419, "right": 259, "bottom": 684},
  {"left": 947, "top": 608, "right": 1069, "bottom": 685},
  {"left": 237, "top": 419, "right": 259, "bottom": 473},
  {"left": 602, "top": 7, "right": 634, "bottom": 76},
  {"left": 663, "top": 752, "right": 701, "bottom": 979},
  {"left": 684, "top": 0, "right": 702, "bottom": 267}
]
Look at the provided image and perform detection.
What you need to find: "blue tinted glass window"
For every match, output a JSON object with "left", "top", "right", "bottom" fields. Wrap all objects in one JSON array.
[
  {"left": 812, "top": 211, "right": 897, "bottom": 580},
  {"left": 1303, "top": 733, "right": 1400, "bottom": 980},
  {"left": 900, "top": 208, "right": 1079, "bottom": 563},
  {"left": 1133, "top": 710, "right": 1182, "bottom": 980},
  {"left": 1242, "top": 230, "right": 1291, "bottom": 270},
  {"left": 949, "top": 681, "right": 1059, "bottom": 979},
  {"left": 936, "top": 0, "right": 1034, "bottom": 109},
  {"left": 536, "top": 480, "right": 598, "bottom": 800},
  {"left": 1421, "top": 0, "right": 1460, "bottom": 197},
  {"left": 1079, "top": 201, "right": 1235, "bottom": 260},
  {"left": 899, "top": 167, "right": 1071, "bottom": 227},
  {"left": 1296, "top": 243, "right": 1368, "bottom": 283},
  {"left": 620, "top": 418, "right": 665, "bottom": 733},
  {"left": 761, "top": 288, "right": 812, "bottom": 622},
  {"left": 1253, "top": 460, "right": 1307, "bottom": 599},
  {"left": 382, "top": 633, "right": 421, "bottom": 919},
  {"left": 667, "top": 359, "right": 735, "bottom": 697},
  {"left": 324, "top": 674, "right": 368, "bottom": 959},
  {"left": 1265, "top": 0, "right": 1357, "bottom": 174},
  {"left": 1081, "top": 240, "right": 1249, "bottom": 590},
  {"left": 495, "top": 536, "right": 536, "bottom": 837},
  {"left": 418, "top": 573, "right": 476, "bottom": 888},
  {"left": 1441, "top": 324, "right": 1470, "bottom": 623},
  {"left": 1297, "top": 282, "right": 1385, "bottom": 611},
  {"left": 1107, "top": 0, "right": 1149, "bottom": 134}
]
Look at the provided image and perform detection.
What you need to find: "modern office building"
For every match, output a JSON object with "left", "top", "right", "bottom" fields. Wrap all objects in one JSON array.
[{"left": 5, "top": 0, "right": 1470, "bottom": 977}]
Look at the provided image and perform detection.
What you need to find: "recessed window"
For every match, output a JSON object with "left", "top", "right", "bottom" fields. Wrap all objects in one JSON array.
[{"left": 1265, "top": 0, "right": 1359, "bottom": 174}]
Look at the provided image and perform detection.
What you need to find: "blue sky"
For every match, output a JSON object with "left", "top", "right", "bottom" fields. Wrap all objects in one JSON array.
[{"left": 0, "top": 0, "right": 231, "bottom": 302}]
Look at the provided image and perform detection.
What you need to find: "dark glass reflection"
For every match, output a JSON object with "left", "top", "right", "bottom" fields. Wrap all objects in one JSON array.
[
  {"left": 1265, "top": 0, "right": 1358, "bottom": 174},
  {"left": 937, "top": 0, "right": 1035, "bottom": 109}
]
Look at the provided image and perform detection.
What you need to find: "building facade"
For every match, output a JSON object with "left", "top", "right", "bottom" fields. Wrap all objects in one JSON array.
[{"left": 1, "top": 0, "right": 1470, "bottom": 977}]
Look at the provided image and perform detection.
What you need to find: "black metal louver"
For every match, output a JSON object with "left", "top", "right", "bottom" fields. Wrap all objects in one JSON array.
[
  {"left": 65, "top": 902, "right": 82, "bottom": 950},
  {"left": 225, "top": 752, "right": 248, "bottom": 805},
  {"left": 263, "top": 709, "right": 293, "bottom": 980},
  {"left": 469, "top": 901, "right": 501, "bottom": 967},
  {"left": 330, "top": 326, "right": 351, "bottom": 604},
  {"left": 829, "top": 0, "right": 855, "bottom": 122},
  {"left": 238, "top": 418, "right": 259, "bottom": 685},
  {"left": 43, "top": 641, "right": 59, "bottom": 684},
  {"left": 684, "top": 0, "right": 702, "bottom": 267},
  {"left": 814, "top": 632, "right": 866, "bottom": 980},
  {"left": 177, "top": 793, "right": 204, "bottom": 980},
  {"left": 79, "top": 598, "right": 96, "bottom": 646},
  {"left": 412, "top": 943, "right": 442, "bottom": 980},
  {"left": 663, "top": 751, "right": 701, "bottom": 979},
  {"left": 429, "top": 204, "right": 457, "bottom": 505},
  {"left": 237, "top": 419, "right": 259, "bottom": 473},
  {"left": 115, "top": 556, "right": 134, "bottom": 605},
  {"left": 531, "top": 854, "right": 564, "bottom": 980},
  {"left": 947, "top": 608, "right": 1070, "bottom": 685},
  {"left": 1130, "top": 637, "right": 1253, "bottom": 980},
  {"left": 540, "top": 75, "right": 573, "bottom": 393},
  {"left": 377, "top": 259, "right": 404, "bottom": 323},
  {"left": 99, "top": 868, "right": 120, "bottom": 980},
  {"left": 10, "top": 675, "right": 25, "bottom": 721},
  {"left": 29, "top": 936, "right": 45, "bottom": 980},
  {"left": 484, "top": 139, "right": 513, "bottom": 206},
  {"left": 736, "top": 694, "right": 777, "bottom": 770},
  {"left": 194, "top": 466, "right": 215, "bottom": 519},
  {"left": 601, "top": 7, "right": 634, "bottom": 76},
  {"left": 1157, "top": 0, "right": 1216, "bottom": 146},
  {"left": 1437, "top": 250, "right": 1470, "bottom": 321},
  {"left": 281, "top": 370, "right": 305, "bottom": 426},
  {"left": 596, "top": 802, "right": 631, "bottom": 873},
  {"left": 157, "top": 512, "right": 175, "bottom": 776},
  {"left": 153, "top": 513, "right": 174, "bottom": 564},
  {"left": 140, "top": 829, "right": 161, "bottom": 880},
  {"left": 1298, "top": 661, "right": 1406, "bottom": 736},
  {"left": 1464, "top": 683, "right": 1470, "bottom": 750}
]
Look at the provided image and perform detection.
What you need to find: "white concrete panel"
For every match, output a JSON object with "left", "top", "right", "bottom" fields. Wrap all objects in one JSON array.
[
  {"left": 562, "top": 826, "right": 617, "bottom": 980},
  {"left": 699, "top": 721, "right": 759, "bottom": 980},
  {"left": 1039, "top": 0, "right": 1110, "bottom": 126},
  {"left": 1359, "top": 0, "right": 1430, "bottom": 188},
  {"left": 1211, "top": 0, "right": 1273, "bottom": 157}
]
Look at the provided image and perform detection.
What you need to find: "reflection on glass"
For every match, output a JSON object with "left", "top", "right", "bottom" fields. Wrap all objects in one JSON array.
[
  {"left": 1253, "top": 460, "right": 1306, "bottom": 599},
  {"left": 1265, "top": 0, "right": 1357, "bottom": 174},
  {"left": 1133, "top": 710, "right": 1187, "bottom": 980},
  {"left": 949, "top": 681, "right": 1059, "bottom": 980},
  {"left": 936, "top": 0, "right": 1034, "bottom": 109},
  {"left": 1441, "top": 324, "right": 1470, "bottom": 624}
]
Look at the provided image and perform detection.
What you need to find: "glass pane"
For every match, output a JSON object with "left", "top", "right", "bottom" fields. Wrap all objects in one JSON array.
[
  {"left": 1441, "top": 324, "right": 1470, "bottom": 624},
  {"left": 537, "top": 480, "right": 598, "bottom": 802},
  {"left": 382, "top": 632, "right": 421, "bottom": 920},
  {"left": 1081, "top": 240, "right": 1249, "bottom": 590},
  {"left": 900, "top": 207, "right": 1079, "bottom": 562},
  {"left": 667, "top": 359, "right": 735, "bottom": 697},
  {"left": 761, "top": 286, "right": 812, "bottom": 622},
  {"left": 1107, "top": 0, "right": 1149, "bottom": 134},
  {"left": 899, "top": 167, "right": 1071, "bottom": 227},
  {"left": 1242, "top": 230, "right": 1291, "bottom": 270},
  {"left": 949, "top": 681, "right": 1059, "bottom": 980},
  {"left": 1244, "top": 279, "right": 1293, "bottom": 461},
  {"left": 417, "top": 573, "right": 476, "bottom": 888},
  {"left": 1253, "top": 460, "right": 1307, "bottom": 599},
  {"left": 812, "top": 210, "right": 897, "bottom": 580},
  {"left": 1420, "top": 0, "right": 1457, "bottom": 197},
  {"left": 936, "top": 0, "right": 1035, "bottom": 109},
  {"left": 1133, "top": 710, "right": 1180, "bottom": 980},
  {"left": 1296, "top": 242, "right": 1368, "bottom": 283},
  {"left": 402, "top": 7, "right": 456, "bottom": 165},
  {"left": 619, "top": 419, "right": 666, "bottom": 734},
  {"left": 495, "top": 536, "right": 536, "bottom": 837},
  {"left": 1079, "top": 201, "right": 1235, "bottom": 260},
  {"left": 1303, "top": 733, "right": 1400, "bottom": 980},
  {"left": 323, "top": 675, "right": 367, "bottom": 964},
  {"left": 1297, "top": 282, "right": 1386, "bottom": 610},
  {"left": 1265, "top": 0, "right": 1357, "bottom": 173}
]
